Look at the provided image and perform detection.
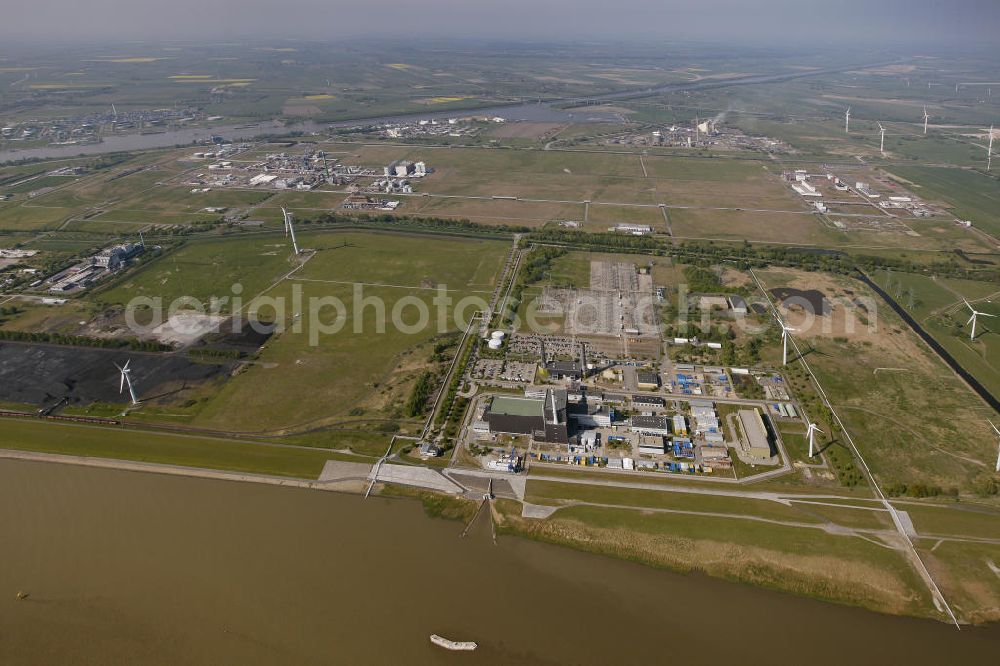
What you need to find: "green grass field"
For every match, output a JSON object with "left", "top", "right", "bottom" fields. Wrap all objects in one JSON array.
[
  {"left": 526, "top": 479, "right": 828, "bottom": 523},
  {"left": 754, "top": 267, "right": 1000, "bottom": 496},
  {"left": 871, "top": 270, "right": 1000, "bottom": 399},
  {"left": 0, "top": 418, "right": 356, "bottom": 478},
  {"left": 95, "top": 230, "right": 508, "bottom": 432},
  {"left": 888, "top": 166, "right": 1000, "bottom": 238},
  {"left": 98, "top": 235, "right": 297, "bottom": 311}
]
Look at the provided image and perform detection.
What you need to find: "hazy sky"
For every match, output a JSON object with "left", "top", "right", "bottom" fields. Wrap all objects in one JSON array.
[{"left": 3, "top": 0, "right": 999, "bottom": 47}]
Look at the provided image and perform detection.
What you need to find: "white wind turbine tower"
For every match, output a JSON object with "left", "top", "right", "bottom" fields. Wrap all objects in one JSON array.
[
  {"left": 922, "top": 107, "right": 930, "bottom": 135},
  {"left": 844, "top": 106, "right": 851, "bottom": 133},
  {"left": 990, "top": 421, "right": 1000, "bottom": 472},
  {"left": 781, "top": 323, "right": 797, "bottom": 366},
  {"left": 877, "top": 122, "right": 886, "bottom": 156},
  {"left": 806, "top": 422, "right": 824, "bottom": 458},
  {"left": 282, "top": 207, "right": 300, "bottom": 255},
  {"left": 115, "top": 360, "right": 139, "bottom": 405},
  {"left": 964, "top": 299, "right": 995, "bottom": 340},
  {"left": 987, "top": 125, "right": 994, "bottom": 172}
]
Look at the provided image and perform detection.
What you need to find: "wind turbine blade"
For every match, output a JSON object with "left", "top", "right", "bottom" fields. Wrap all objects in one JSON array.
[
  {"left": 990, "top": 420, "right": 1000, "bottom": 437},
  {"left": 967, "top": 314, "right": 976, "bottom": 326},
  {"left": 120, "top": 372, "right": 125, "bottom": 394},
  {"left": 980, "top": 312, "right": 997, "bottom": 318}
]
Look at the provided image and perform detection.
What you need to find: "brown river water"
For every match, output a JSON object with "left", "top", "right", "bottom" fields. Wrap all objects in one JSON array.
[{"left": 1, "top": 459, "right": 998, "bottom": 665}]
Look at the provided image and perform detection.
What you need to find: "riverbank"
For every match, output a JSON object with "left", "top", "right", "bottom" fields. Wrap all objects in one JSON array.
[
  {"left": 2, "top": 439, "right": 997, "bottom": 626},
  {"left": 6, "top": 457, "right": 999, "bottom": 665},
  {"left": 489, "top": 499, "right": 933, "bottom": 620}
]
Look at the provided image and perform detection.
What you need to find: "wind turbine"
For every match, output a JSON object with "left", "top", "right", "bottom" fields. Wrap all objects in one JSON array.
[
  {"left": 844, "top": 106, "right": 851, "bottom": 133},
  {"left": 877, "top": 122, "right": 886, "bottom": 157},
  {"left": 990, "top": 420, "right": 1000, "bottom": 472},
  {"left": 781, "top": 323, "right": 797, "bottom": 366},
  {"left": 922, "top": 107, "right": 930, "bottom": 135},
  {"left": 282, "top": 207, "right": 300, "bottom": 255},
  {"left": 115, "top": 360, "right": 139, "bottom": 405},
  {"left": 964, "top": 299, "right": 995, "bottom": 340},
  {"left": 987, "top": 125, "right": 994, "bottom": 172},
  {"left": 806, "top": 422, "right": 824, "bottom": 458}
]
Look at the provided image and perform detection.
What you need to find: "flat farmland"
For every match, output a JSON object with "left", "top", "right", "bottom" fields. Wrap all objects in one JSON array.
[
  {"left": 641, "top": 154, "right": 768, "bottom": 181},
  {"left": 407, "top": 195, "right": 583, "bottom": 226},
  {"left": 108, "top": 185, "right": 274, "bottom": 215},
  {"left": 0, "top": 202, "right": 74, "bottom": 231},
  {"left": 654, "top": 177, "right": 799, "bottom": 209},
  {"left": 426, "top": 171, "right": 644, "bottom": 203},
  {"left": 63, "top": 218, "right": 160, "bottom": 234},
  {"left": 669, "top": 207, "right": 828, "bottom": 244},
  {"left": 893, "top": 217, "right": 995, "bottom": 252},
  {"left": 30, "top": 167, "right": 170, "bottom": 209},
  {"left": 888, "top": 166, "right": 1000, "bottom": 239},
  {"left": 392, "top": 148, "right": 801, "bottom": 214},
  {"left": 268, "top": 190, "right": 348, "bottom": 211},
  {"left": 406, "top": 146, "right": 645, "bottom": 178},
  {"left": 585, "top": 203, "right": 665, "bottom": 230}
]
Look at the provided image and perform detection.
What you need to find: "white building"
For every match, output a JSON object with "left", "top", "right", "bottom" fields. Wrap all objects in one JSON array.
[{"left": 610, "top": 224, "right": 652, "bottom": 235}]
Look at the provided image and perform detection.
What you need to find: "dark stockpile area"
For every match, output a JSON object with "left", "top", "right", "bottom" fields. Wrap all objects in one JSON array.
[{"left": 0, "top": 342, "right": 233, "bottom": 407}]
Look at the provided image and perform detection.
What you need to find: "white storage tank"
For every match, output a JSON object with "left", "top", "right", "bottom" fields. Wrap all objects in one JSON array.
[
  {"left": 491, "top": 330, "right": 506, "bottom": 340},
  {"left": 487, "top": 338, "right": 503, "bottom": 350}
]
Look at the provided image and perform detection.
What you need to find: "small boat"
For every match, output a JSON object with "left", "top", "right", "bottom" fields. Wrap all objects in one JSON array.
[{"left": 429, "top": 634, "right": 477, "bottom": 651}]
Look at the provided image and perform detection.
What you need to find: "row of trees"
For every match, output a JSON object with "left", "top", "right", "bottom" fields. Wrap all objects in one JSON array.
[
  {"left": 305, "top": 211, "right": 530, "bottom": 236},
  {"left": 404, "top": 371, "right": 437, "bottom": 418},
  {"left": 0, "top": 329, "right": 168, "bottom": 352},
  {"left": 527, "top": 229, "right": 1000, "bottom": 283}
]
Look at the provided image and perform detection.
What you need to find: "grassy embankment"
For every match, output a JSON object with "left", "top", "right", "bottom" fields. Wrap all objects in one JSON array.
[{"left": 0, "top": 418, "right": 367, "bottom": 477}]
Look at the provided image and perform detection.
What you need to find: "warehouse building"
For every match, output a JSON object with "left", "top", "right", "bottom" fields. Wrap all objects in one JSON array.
[
  {"left": 632, "top": 394, "right": 665, "bottom": 408},
  {"left": 637, "top": 371, "right": 661, "bottom": 390},
  {"left": 630, "top": 415, "right": 670, "bottom": 436},
  {"left": 545, "top": 359, "right": 586, "bottom": 380},
  {"left": 737, "top": 408, "right": 774, "bottom": 458},
  {"left": 638, "top": 437, "right": 667, "bottom": 455}
]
